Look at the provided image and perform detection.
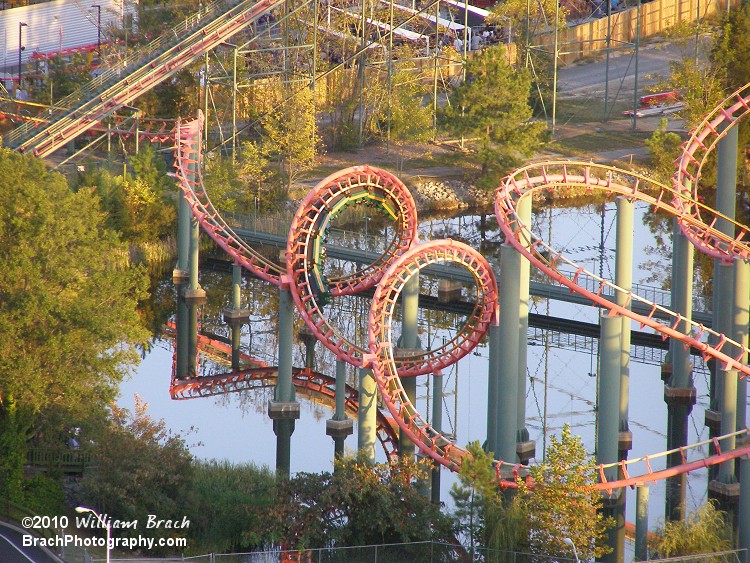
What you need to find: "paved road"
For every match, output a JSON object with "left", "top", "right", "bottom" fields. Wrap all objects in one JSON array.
[
  {"left": 0, "top": 522, "right": 64, "bottom": 563},
  {"left": 557, "top": 41, "right": 698, "bottom": 99}
]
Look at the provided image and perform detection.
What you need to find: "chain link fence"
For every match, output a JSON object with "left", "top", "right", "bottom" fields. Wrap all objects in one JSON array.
[{"left": 83, "top": 544, "right": 747, "bottom": 563}]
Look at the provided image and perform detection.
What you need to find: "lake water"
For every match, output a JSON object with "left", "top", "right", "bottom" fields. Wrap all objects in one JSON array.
[{"left": 119, "top": 199, "right": 730, "bottom": 550}]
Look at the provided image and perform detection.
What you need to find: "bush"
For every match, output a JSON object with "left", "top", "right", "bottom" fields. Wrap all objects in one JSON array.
[{"left": 23, "top": 476, "right": 66, "bottom": 516}]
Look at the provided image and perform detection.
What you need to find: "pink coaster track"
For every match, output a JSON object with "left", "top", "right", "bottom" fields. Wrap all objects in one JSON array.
[
  {"left": 366, "top": 240, "right": 498, "bottom": 472},
  {"left": 175, "top": 114, "right": 286, "bottom": 285},
  {"left": 494, "top": 160, "right": 750, "bottom": 375},
  {"left": 673, "top": 84, "right": 750, "bottom": 260},
  {"left": 174, "top": 86, "right": 750, "bottom": 491},
  {"left": 164, "top": 324, "right": 400, "bottom": 460},
  {"left": 174, "top": 112, "right": 498, "bottom": 378},
  {"left": 0, "top": 98, "right": 177, "bottom": 143},
  {"left": 285, "top": 164, "right": 420, "bottom": 368},
  {"left": 481, "top": 84, "right": 750, "bottom": 488}
]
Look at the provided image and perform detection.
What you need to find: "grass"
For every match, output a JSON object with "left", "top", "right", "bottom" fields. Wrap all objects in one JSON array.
[
  {"left": 553, "top": 97, "right": 635, "bottom": 124},
  {"left": 548, "top": 126, "right": 653, "bottom": 158}
]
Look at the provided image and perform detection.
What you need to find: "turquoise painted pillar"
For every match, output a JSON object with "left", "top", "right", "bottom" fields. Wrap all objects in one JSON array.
[
  {"left": 173, "top": 188, "right": 191, "bottom": 380},
  {"left": 398, "top": 273, "right": 420, "bottom": 460},
  {"left": 431, "top": 372, "right": 443, "bottom": 505},
  {"left": 708, "top": 124, "right": 739, "bottom": 508},
  {"left": 222, "top": 264, "right": 249, "bottom": 371},
  {"left": 739, "top": 458, "right": 750, "bottom": 558},
  {"left": 598, "top": 314, "right": 622, "bottom": 563},
  {"left": 733, "top": 258, "right": 749, "bottom": 436},
  {"left": 177, "top": 190, "right": 190, "bottom": 274},
  {"left": 327, "top": 359, "right": 353, "bottom": 461},
  {"left": 615, "top": 197, "right": 633, "bottom": 457},
  {"left": 497, "top": 243, "right": 521, "bottom": 464},
  {"left": 487, "top": 319, "right": 500, "bottom": 455},
  {"left": 635, "top": 485, "right": 649, "bottom": 561},
  {"left": 598, "top": 317, "right": 621, "bottom": 472},
  {"left": 184, "top": 213, "right": 206, "bottom": 377},
  {"left": 515, "top": 197, "right": 535, "bottom": 464},
  {"left": 175, "top": 285, "right": 189, "bottom": 379},
  {"left": 269, "top": 288, "right": 300, "bottom": 478},
  {"left": 665, "top": 214, "right": 696, "bottom": 522},
  {"left": 357, "top": 367, "right": 377, "bottom": 465},
  {"left": 298, "top": 325, "right": 317, "bottom": 370},
  {"left": 612, "top": 197, "right": 633, "bottom": 562},
  {"left": 275, "top": 289, "right": 295, "bottom": 403},
  {"left": 709, "top": 262, "right": 734, "bottom": 481}
]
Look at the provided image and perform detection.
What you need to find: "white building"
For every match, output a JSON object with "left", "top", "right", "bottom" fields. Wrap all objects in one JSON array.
[{"left": 0, "top": 0, "right": 135, "bottom": 86}]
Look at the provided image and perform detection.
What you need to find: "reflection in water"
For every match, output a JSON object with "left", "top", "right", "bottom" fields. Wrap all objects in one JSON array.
[{"left": 121, "top": 203, "right": 717, "bottom": 539}]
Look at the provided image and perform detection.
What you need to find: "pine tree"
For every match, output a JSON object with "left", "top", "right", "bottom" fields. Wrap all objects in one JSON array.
[{"left": 439, "top": 45, "right": 547, "bottom": 189}]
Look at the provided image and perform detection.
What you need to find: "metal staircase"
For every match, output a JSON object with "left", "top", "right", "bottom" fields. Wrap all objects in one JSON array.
[{"left": 3, "top": 0, "right": 284, "bottom": 158}]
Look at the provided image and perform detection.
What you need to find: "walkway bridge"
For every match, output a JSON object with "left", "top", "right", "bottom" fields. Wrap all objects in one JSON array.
[{"left": 225, "top": 222, "right": 713, "bottom": 327}]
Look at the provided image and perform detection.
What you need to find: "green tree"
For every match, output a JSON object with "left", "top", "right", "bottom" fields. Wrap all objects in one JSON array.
[
  {"left": 0, "top": 148, "right": 149, "bottom": 502},
  {"left": 518, "top": 424, "right": 612, "bottom": 561},
  {"left": 273, "top": 454, "right": 454, "bottom": 550},
  {"left": 376, "top": 67, "right": 434, "bottom": 173},
  {"left": 650, "top": 501, "right": 732, "bottom": 558},
  {"left": 29, "top": 53, "right": 93, "bottom": 105},
  {"left": 645, "top": 118, "right": 684, "bottom": 183},
  {"left": 711, "top": 3, "right": 750, "bottom": 92},
  {"left": 79, "top": 396, "right": 193, "bottom": 548},
  {"left": 451, "top": 442, "right": 529, "bottom": 557},
  {"left": 440, "top": 45, "right": 547, "bottom": 189},
  {"left": 189, "top": 460, "right": 276, "bottom": 552},
  {"left": 262, "top": 86, "right": 321, "bottom": 191}
]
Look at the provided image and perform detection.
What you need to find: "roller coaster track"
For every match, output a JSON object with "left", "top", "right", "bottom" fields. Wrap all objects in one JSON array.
[
  {"left": 0, "top": 99, "right": 177, "bottom": 144},
  {"left": 175, "top": 113, "right": 498, "bottom": 377},
  {"left": 172, "top": 85, "right": 750, "bottom": 492},
  {"left": 2, "top": 0, "right": 285, "bottom": 158},
  {"left": 674, "top": 84, "right": 750, "bottom": 260},
  {"left": 164, "top": 324, "right": 400, "bottom": 460}
]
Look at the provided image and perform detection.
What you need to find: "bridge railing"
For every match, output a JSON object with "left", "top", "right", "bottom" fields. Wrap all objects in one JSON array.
[
  {"left": 223, "top": 211, "right": 390, "bottom": 254},
  {"left": 25, "top": 447, "right": 91, "bottom": 473}
]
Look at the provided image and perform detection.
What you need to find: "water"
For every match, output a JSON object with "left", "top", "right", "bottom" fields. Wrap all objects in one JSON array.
[{"left": 119, "top": 199, "right": 730, "bottom": 545}]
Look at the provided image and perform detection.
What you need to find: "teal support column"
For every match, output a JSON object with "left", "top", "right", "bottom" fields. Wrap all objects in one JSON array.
[
  {"left": 173, "top": 172, "right": 192, "bottom": 380},
  {"left": 598, "top": 316, "right": 621, "bottom": 472},
  {"left": 611, "top": 197, "right": 633, "bottom": 563},
  {"left": 708, "top": 124, "right": 739, "bottom": 505},
  {"left": 735, "top": 260, "right": 749, "bottom": 476},
  {"left": 431, "top": 372, "right": 443, "bottom": 505},
  {"left": 599, "top": 314, "right": 622, "bottom": 563},
  {"left": 635, "top": 485, "right": 649, "bottom": 561},
  {"left": 275, "top": 289, "right": 295, "bottom": 403},
  {"left": 708, "top": 262, "right": 734, "bottom": 482},
  {"left": 737, "top": 266, "right": 748, "bottom": 550},
  {"left": 486, "top": 319, "right": 500, "bottom": 454},
  {"left": 222, "top": 264, "right": 249, "bottom": 371},
  {"left": 327, "top": 359, "right": 353, "bottom": 460},
  {"left": 615, "top": 197, "right": 633, "bottom": 457},
  {"left": 299, "top": 326, "right": 317, "bottom": 369},
  {"left": 398, "top": 273, "right": 420, "bottom": 460},
  {"left": 665, "top": 215, "right": 696, "bottom": 522},
  {"left": 269, "top": 288, "right": 300, "bottom": 478},
  {"left": 357, "top": 367, "right": 377, "bottom": 465},
  {"left": 185, "top": 216, "right": 206, "bottom": 377},
  {"left": 175, "top": 285, "right": 189, "bottom": 379},
  {"left": 177, "top": 191, "right": 190, "bottom": 274},
  {"left": 497, "top": 244, "right": 521, "bottom": 464},
  {"left": 739, "top": 458, "right": 750, "bottom": 558},
  {"left": 515, "top": 197, "right": 535, "bottom": 464}
]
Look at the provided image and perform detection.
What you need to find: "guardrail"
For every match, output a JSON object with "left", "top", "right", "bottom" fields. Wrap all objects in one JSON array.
[{"left": 25, "top": 447, "right": 91, "bottom": 474}]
